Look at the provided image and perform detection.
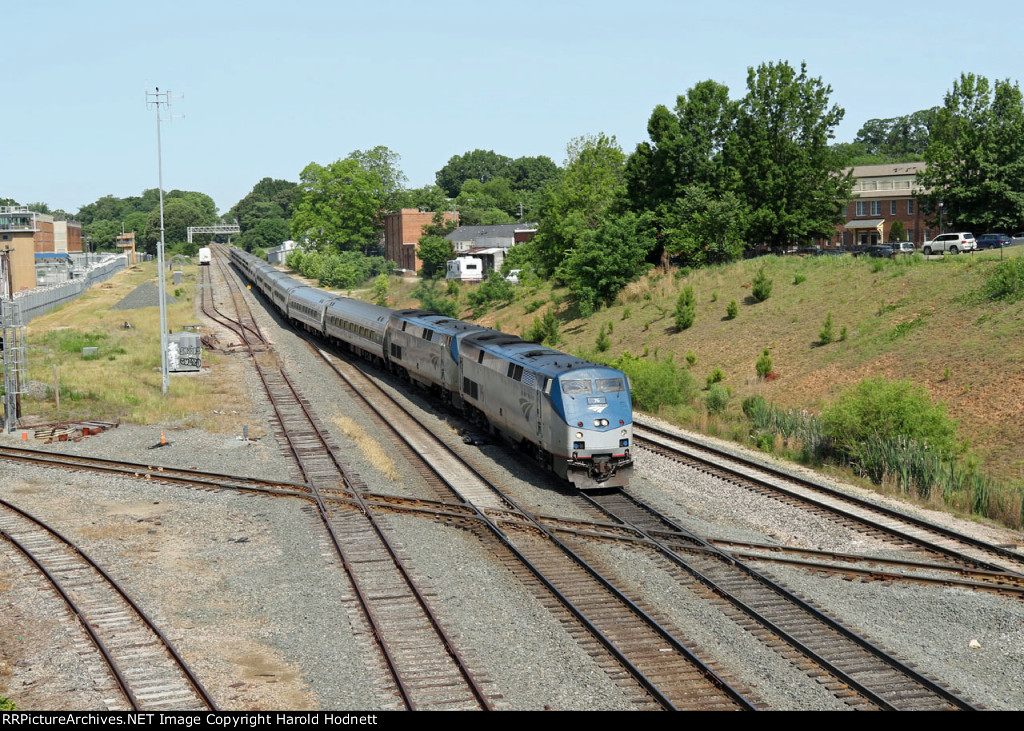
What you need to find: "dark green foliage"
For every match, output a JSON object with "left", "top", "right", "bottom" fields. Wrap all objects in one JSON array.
[
  {"left": 822, "top": 377, "right": 962, "bottom": 459},
  {"left": 726, "top": 299, "right": 738, "bottom": 319},
  {"left": 523, "top": 309, "right": 561, "bottom": 346},
  {"left": 435, "top": 149, "right": 513, "bottom": 198},
  {"left": 705, "top": 384, "right": 729, "bottom": 415},
  {"left": 613, "top": 353, "right": 696, "bottom": 412},
  {"left": 674, "top": 286, "right": 696, "bottom": 330},
  {"left": 416, "top": 235, "right": 454, "bottom": 279},
  {"left": 742, "top": 394, "right": 767, "bottom": 419},
  {"left": 819, "top": 312, "right": 835, "bottom": 344},
  {"left": 793, "top": 273, "right": 807, "bottom": 285},
  {"left": 372, "top": 274, "right": 390, "bottom": 307},
  {"left": 287, "top": 250, "right": 394, "bottom": 290},
  {"left": 727, "top": 61, "right": 852, "bottom": 247},
  {"left": 559, "top": 211, "right": 656, "bottom": 316},
  {"left": 596, "top": 324, "right": 611, "bottom": 352},
  {"left": 981, "top": 258, "right": 1024, "bottom": 302},
  {"left": 756, "top": 348, "right": 772, "bottom": 379},
  {"left": 888, "top": 220, "right": 907, "bottom": 242},
  {"left": 706, "top": 367, "right": 724, "bottom": 388},
  {"left": 467, "top": 272, "right": 515, "bottom": 316},
  {"left": 852, "top": 108, "right": 938, "bottom": 158},
  {"left": 685, "top": 350, "right": 697, "bottom": 367},
  {"left": 411, "top": 280, "right": 458, "bottom": 317},
  {"left": 918, "top": 74, "right": 1024, "bottom": 233},
  {"left": 524, "top": 299, "right": 545, "bottom": 314},
  {"left": 751, "top": 266, "right": 772, "bottom": 302}
]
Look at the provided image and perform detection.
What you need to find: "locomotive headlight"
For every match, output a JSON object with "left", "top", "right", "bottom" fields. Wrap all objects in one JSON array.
[
  {"left": 575, "top": 432, "right": 583, "bottom": 439},
  {"left": 593, "top": 419, "right": 609, "bottom": 427},
  {"left": 621, "top": 429, "right": 627, "bottom": 436}
]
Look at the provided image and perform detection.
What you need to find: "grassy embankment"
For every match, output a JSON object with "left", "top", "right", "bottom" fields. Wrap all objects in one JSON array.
[
  {"left": 381, "top": 248, "right": 1024, "bottom": 528},
  {"left": 19, "top": 262, "right": 252, "bottom": 434}
]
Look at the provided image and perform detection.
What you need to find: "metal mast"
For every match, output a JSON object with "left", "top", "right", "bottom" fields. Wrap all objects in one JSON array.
[{"left": 145, "top": 87, "right": 182, "bottom": 395}]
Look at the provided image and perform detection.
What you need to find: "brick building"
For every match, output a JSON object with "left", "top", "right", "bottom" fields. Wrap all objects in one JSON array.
[
  {"left": 827, "top": 162, "right": 935, "bottom": 247},
  {"left": 383, "top": 209, "right": 457, "bottom": 273}
]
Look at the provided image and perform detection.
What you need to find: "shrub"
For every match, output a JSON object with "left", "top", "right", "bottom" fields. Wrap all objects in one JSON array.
[
  {"left": 674, "top": 286, "right": 696, "bottom": 330},
  {"left": 819, "top": 312, "right": 835, "bottom": 344},
  {"left": 614, "top": 353, "right": 697, "bottom": 412},
  {"left": 705, "top": 384, "right": 729, "bottom": 415},
  {"left": 742, "top": 394, "right": 767, "bottom": 419},
  {"left": 839, "top": 325, "right": 847, "bottom": 342},
  {"left": 706, "top": 367, "right": 724, "bottom": 388},
  {"left": 524, "top": 309, "right": 561, "bottom": 346},
  {"left": 751, "top": 265, "right": 773, "bottom": 302},
  {"left": 871, "top": 258, "right": 885, "bottom": 273},
  {"left": 756, "top": 348, "right": 773, "bottom": 379},
  {"left": 726, "top": 299, "right": 738, "bottom": 320},
  {"left": 793, "top": 273, "right": 807, "bottom": 285},
  {"left": 596, "top": 324, "right": 611, "bottom": 352},
  {"left": 685, "top": 350, "right": 697, "bottom": 367},
  {"left": 622, "top": 306, "right": 631, "bottom": 320},
  {"left": 524, "top": 299, "right": 545, "bottom": 314},
  {"left": 372, "top": 273, "right": 389, "bottom": 307},
  {"left": 982, "top": 258, "right": 1024, "bottom": 302},
  {"left": 821, "top": 377, "right": 962, "bottom": 459}
]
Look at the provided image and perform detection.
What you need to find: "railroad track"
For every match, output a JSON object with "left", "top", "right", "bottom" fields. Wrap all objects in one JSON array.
[
  {"left": 0, "top": 498, "right": 216, "bottom": 711},
  {"left": 205, "top": 248, "right": 497, "bottom": 711},
  {"left": 579, "top": 488, "right": 980, "bottom": 710},
  {"left": 635, "top": 420, "right": 1024, "bottom": 578}
]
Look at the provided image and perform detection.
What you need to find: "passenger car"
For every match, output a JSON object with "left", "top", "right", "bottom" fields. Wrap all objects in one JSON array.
[
  {"left": 922, "top": 232, "right": 976, "bottom": 254},
  {"left": 865, "top": 245, "right": 895, "bottom": 258},
  {"left": 889, "top": 242, "right": 915, "bottom": 256},
  {"left": 976, "top": 234, "right": 1012, "bottom": 249}
]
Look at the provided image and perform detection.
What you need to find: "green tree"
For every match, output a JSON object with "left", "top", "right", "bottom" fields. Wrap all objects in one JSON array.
[
  {"left": 918, "top": 73, "right": 1024, "bottom": 233},
  {"left": 595, "top": 323, "right": 611, "bottom": 352},
  {"left": 416, "top": 235, "right": 453, "bottom": 279},
  {"left": 661, "top": 186, "right": 747, "bottom": 267},
  {"left": 756, "top": 348, "right": 772, "bottom": 378},
  {"left": 726, "top": 299, "right": 738, "bottom": 319},
  {"left": 853, "top": 108, "right": 938, "bottom": 159},
  {"left": 141, "top": 198, "right": 205, "bottom": 254},
  {"left": 291, "top": 158, "right": 386, "bottom": 254},
  {"left": 346, "top": 146, "right": 408, "bottom": 213},
  {"left": 751, "top": 265, "right": 773, "bottom": 302},
  {"left": 558, "top": 211, "right": 655, "bottom": 316},
  {"left": 531, "top": 133, "right": 627, "bottom": 277},
  {"left": 435, "top": 149, "right": 513, "bottom": 198},
  {"left": 727, "top": 61, "right": 853, "bottom": 247},
  {"left": 231, "top": 178, "right": 299, "bottom": 232},
  {"left": 674, "top": 286, "right": 696, "bottom": 330},
  {"left": 819, "top": 311, "right": 835, "bottom": 344},
  {"left": 372, "top": 273, "right": 390, "bottom": 306},
  {"left": 888, "top": 220, "right": 907, "bottom": 242}
]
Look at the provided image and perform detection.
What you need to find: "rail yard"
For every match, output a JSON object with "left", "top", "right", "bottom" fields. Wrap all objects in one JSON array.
[{"left": 1, "top": 249, "right": 1022, "bottom": 711}]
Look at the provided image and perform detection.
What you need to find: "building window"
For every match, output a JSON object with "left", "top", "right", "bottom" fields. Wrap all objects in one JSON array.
[
  {"left": 855, "top": 201, "right": 866, "bottom": 216},
  {"left": 890, "top": 201, "right": 897, "bottom": 216},
  {"left": 908, "top": 200, "right": 915, "bottom": 215},
  {"left": 870, "top": 201, "right": 881, "bottom": 216}
]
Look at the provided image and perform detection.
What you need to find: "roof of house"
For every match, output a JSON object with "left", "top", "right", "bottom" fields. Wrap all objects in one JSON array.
[{"left": 447, "top": 223, "right": 538, "bottom": 243}]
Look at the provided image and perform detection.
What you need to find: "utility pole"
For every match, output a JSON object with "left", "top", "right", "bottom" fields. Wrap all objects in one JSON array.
[{"left": 145, "top": 87, "right": 183, "bottom": 395}]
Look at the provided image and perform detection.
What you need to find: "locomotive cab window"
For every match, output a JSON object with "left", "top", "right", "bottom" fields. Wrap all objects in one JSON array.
[
  {"left": 596, "top": 378, "right": 625, "bottom": 393},
  {"left": 561, "top": 380, "right": 592, "bottom": 394}
]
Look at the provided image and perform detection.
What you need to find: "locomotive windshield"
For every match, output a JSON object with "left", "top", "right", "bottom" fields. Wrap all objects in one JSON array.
[
  {"left": 561, "top": 379, "right": 592, "bottom": 394},
  {"left": 596, "top": 378, "right": 625, "bottom": 393}
]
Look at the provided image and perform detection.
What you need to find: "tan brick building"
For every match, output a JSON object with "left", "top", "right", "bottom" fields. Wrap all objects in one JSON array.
[
  {"left": 384, "top": 209, "right": 456, "bottom": 273},
  {"left": 827, "top": 163, "right": 935, "bottom": 247}
]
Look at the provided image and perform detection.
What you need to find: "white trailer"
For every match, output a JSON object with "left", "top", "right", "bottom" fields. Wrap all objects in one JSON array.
[
  {"left": 445, "top": 256, "right": 484, "bottom": 281},
  {"left": 198, "top": 247, "right": 212, "bottom": 265}
]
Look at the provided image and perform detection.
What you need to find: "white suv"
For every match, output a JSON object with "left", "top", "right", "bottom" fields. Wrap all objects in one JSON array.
[{"left": 922, "top": 232, "right": 976, "bottom": 254}]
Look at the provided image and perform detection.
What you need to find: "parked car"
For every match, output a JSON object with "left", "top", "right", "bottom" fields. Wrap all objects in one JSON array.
[
  {"left": 889, "top": 241, "right": 916, "bottom": 257},
  {"left": 976, "top": 233, "right": 1012, "bottom": 249},
  {"left": 922, "top": 232, "right": 976, "bottom": 255},
  {"left": 504, "top": 269, "right": 522, "bottom": 285},
  {"left": 865, "top": 245, "right": 895, "bottom": 258}
]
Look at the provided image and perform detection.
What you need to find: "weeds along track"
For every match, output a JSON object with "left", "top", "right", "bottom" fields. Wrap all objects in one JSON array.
[
  {"left": 0, "top": 498, "right": 216, "bottom": 711},
  {"left": 204, "top": 247, "right": 496, "bottom": 711},
  {"left": 634, "top": 419, "right": 1024, "bottom": 578},
  {"left": 582, "top": 488, "right": 978, "bottom": 710}
]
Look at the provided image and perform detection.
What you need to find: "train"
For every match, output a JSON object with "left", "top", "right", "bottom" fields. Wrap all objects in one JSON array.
[
  {"left": 227, "top": 246, "right": 634, "bottom": 490},
  {"left": 198, "top": 247, "right": 212, "bottom": 265}
]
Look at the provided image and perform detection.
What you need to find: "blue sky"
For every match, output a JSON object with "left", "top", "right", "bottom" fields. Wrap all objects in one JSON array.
[{"left": 5, "top": 0, "right": 1022, "bottom": 216}]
